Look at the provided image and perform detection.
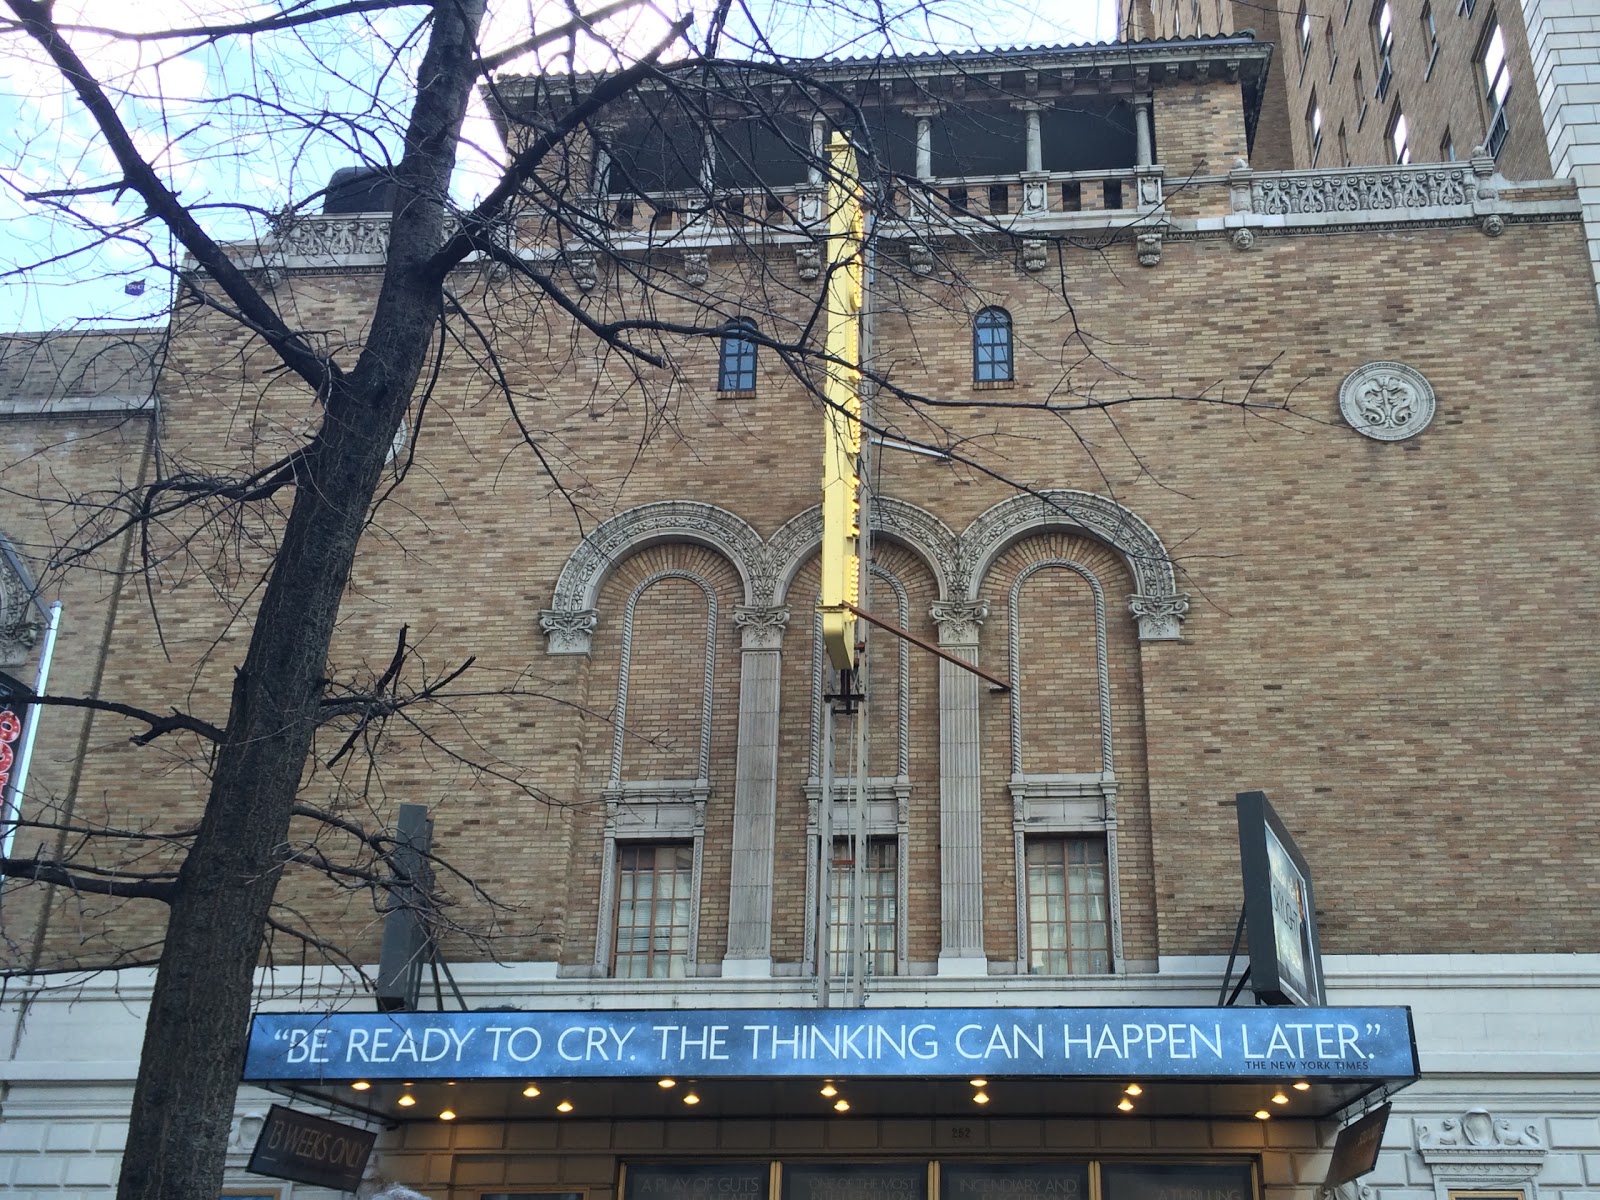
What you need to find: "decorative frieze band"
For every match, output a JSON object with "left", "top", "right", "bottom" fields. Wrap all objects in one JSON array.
[{"left": 1241, "top": 156, "right": 1497, "bottom": 217}]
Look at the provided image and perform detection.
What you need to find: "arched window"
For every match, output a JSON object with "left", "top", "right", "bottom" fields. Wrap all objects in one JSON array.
[
  {"left": 718, "top": 319, "right": 758, "bottom": 392},
  {"left": 973, "top": 307, "right": 1013, "bottom": 383}
]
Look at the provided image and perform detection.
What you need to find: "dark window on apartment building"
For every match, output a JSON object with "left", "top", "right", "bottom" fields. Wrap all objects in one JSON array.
[
  {"left": 1441, "top": 127, "right": 1457, "bottom": 159},
  {"left": 712, "top": 116, "right": 814, "bottom": 189},
  {"left": 973, "top": 307, "right": 1014, "bottom": 383},
  {"left": 931, "top": 106, "right": 1027, "bottom": 177},
  {"left": 1480, "top": 20, "right": 1511, "bottom": 156},
  {"left": 1338, "top": 121, "right": 1351, "bottom": 164},
  {"left": 1372, "top": 0, "right": 1395, "bottom": 99},
  {"left": 828, "top": 837, "right": 898, "bottom": 977},
  {"left": 1299, "top": 1, "right": 1314, "bottom": 69},
  {"left": 604, "top": 115, "right": 704, "bottom": 194},
  {"left": 1025, "top": 836, "right": 1111, "bottom": 975},
  {"left": 718, "top": 320, "right": 759, "bottom": 392},
  {"left": 1039, "top": 101, "right": 1139, "bottom": 172},
  {"left": 1356, "top": 63, "right": 1369, "bottom": 127},
  {"left": 1308, "top": 93, "right": 1325, "bottom": 162},
  {"left": 1389, "top": 107, "right": 1412, "bottom": 162},
  {"left": 612, "top": 842, "right": 694, "bottom": 979},
  {"left": 1327, "top": 20, "right": 1341, "bottom": 79},
  {"left": 1421, "top": 3, "right": 1441, "bottom": 76}
]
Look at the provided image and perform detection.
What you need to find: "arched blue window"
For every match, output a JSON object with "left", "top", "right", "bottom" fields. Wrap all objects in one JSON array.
[
  {"left": 973, "top": 307, "right": 1013, "bottom": 383},
  {"left": 718, "top": 319, "right": 758, "bottom": 392}
]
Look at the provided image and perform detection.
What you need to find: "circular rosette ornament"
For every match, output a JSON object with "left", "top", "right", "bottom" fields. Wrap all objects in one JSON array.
[{"left": 1339, "top": 361, "right": 1437, "bottom": 441}]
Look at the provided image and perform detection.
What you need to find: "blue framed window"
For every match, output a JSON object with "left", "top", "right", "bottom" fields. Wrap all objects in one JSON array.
[
  {"left": 973, "top": 307, "right": 1013, "bottom": 383},
  {"left": 718, "top": 319, "right": 758, "bottom": 392}
]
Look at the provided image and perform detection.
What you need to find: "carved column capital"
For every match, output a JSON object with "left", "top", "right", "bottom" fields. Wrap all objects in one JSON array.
[
  {"left": 930, "top": 600, "right": 988, "bottom": 647},
  {"left": 540, "top": 609, "right": 599, "bottom": 655},
  {"left": 1128, "top": 592, "right": 1188, "bottom": 641},
  {"left": 733, "top": 605, "right": 790, "bottom": 650},
  {"left": 0, "top": 560, "right": 42, "bottom": 667}
]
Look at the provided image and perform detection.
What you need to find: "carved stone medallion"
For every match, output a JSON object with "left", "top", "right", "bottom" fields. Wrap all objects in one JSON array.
[{"left": 1339, "top": 360, "right": 1437, "bottom": 442}]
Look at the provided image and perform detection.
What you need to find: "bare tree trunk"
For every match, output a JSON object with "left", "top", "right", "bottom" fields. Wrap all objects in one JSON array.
[{"left": 112, "top": 2, "right": 488, "bottom": 1194}]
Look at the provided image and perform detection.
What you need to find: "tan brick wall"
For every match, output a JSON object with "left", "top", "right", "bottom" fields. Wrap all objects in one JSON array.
[
  {"left": 30, "top": 164, "right": 1600, "bottom": 975},
  {"left": 1154, "top": 81, "right": 1253, "bottom": 178},
  {"left": 0, "top": 409, "right": 152, "bottom": 971}
]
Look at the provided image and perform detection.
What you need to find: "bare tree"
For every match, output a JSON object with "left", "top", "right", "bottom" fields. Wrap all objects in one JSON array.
[{"left": 0, "top": 2, "right": 1299, "bottom": 1198}]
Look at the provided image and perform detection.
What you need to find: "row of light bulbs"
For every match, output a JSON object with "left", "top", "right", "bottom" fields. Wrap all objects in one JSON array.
[
  {"left": 349, "top": 1075, "right": 1315, "bottom": 1122},
  {"left": 1115, "top": 1079, "right": 1312, "bottom": 1117}
]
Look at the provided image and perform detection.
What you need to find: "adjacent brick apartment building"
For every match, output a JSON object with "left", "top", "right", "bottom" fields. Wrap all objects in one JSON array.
[{"left": 3, "top": 27, "right": 1600, "bottom": 1200}]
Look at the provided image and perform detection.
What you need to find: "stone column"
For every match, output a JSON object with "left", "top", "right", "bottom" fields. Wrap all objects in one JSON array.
[
  {"left": 931, "top": 599, "right": 989, "bottom": 976},
  {"left": 1022, "top": 104, "right": 1043, "bottom": 173},
  {"left": 1134, "top": 96, "right": 1154, "bottom": 167},
  {"left": 722, "top": 605, "right": 790, "bottom": 976},
  {"left": 914, "top": 113, "right": 934, "bottom": 180}
]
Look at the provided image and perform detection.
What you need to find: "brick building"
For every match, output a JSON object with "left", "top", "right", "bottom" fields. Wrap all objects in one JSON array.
[
  {"left": 4, "top": 28, "right": 1600, "bottom": 1200},
  {"left": 1128, "top": 0, "right": 1600, "bottom": 299}
]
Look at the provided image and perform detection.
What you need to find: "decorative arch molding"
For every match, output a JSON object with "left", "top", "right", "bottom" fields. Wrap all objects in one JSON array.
[
  {"left": 539, "top": 501, "right": 765, "bottom": 654},
  {"left": 542, "top": 498, "right": 958, "bottom": 653},
  {"left": 763, "top": 498, "right": 958, "bottom": 607},
  {"left": 539, "top": 492, "right": 1185, "bottom": 651},
  {"left": 960, "top": 490, "right": 1188, "bottom": 641}
]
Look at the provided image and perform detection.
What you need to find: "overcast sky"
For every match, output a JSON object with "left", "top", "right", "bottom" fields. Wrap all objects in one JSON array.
[{"left": 0, "top": 0, "right": 1116, "bottom": 332}]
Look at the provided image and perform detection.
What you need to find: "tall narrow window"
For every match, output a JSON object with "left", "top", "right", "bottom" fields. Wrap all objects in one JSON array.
[
  {"left": 1338, "top": 121, "right": 1351, "bottom": 165},
  {"left": 1480, "top": 21, "right": 1511, "bottom": 157},
  {"left": 828, "top": 837, "right": 898, "bottom": 977},
  {"left": 1326, "top": 20, "right": 1340, "bottom": 79},
  {"left": 717, "top": 319, "right": 758, "bottom": 392},
  {"left": 1298, "top": 1, "right": 1313, "bottom": 65},
  {"left": 612, "top": 842, "right": 694, "bottom": 978},
  {"left": 1441, "top": 127, "right": 1457, "bottom": 160},
  {"left": 1389, "top": 107, "right": 1412, "bottom": 163},
  {"left": 1372, "top": 0, "right": 1395, "bottom": 99},
  {"left": 1307, "top": 93, "right": 1325, "bottom": 162},
  {"left": 973, "top": 306, "right": 1013, "bottom": 383},
  {"left": 1421, "top": 3, "right": 1440, "bottom": 75},
  {"left": 1025, "top": 837, "right": 1111, "bottom": 975},
  {"left": 1355, "top": 63, "right": 1369, "bottom": 127}
]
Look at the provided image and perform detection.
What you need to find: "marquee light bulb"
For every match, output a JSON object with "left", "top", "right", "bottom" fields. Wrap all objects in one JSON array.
[
  {"left": 1292, "top": 1081, "right": 1312, "bottom": 1091},
  {"left": 1117, "top": 1098, "right": 1134, "bottom": 1113},
  {"left": 1124, "top": 1083, "right": 1143, "bottom": 1097},
  {"left": 350, "top": 1080, "right": 372, "bottom": 1092},
  {"left": 683, "top": 1091, "right": 701, "bottom": 1106},
  {"left": 969, "top": 1078, "right": 988, "bottom": 1088},
  {"left": 833, "top": 1099, "right": 850, "bottom": 1112},
  {"left": 397, "top": 1094, "right": 416, "bottom": 1108},
  {"left": 1255, "top": 1109, "right": 1272, "bottom": 1120},
  {"left": 438, "top": 1109, "right": 457, "bottom": 1122},
  {"left": 972, "top": 1092, "right": 990, "bottom": 1105},
  {"left": 1271, "top": 1091, "right": 1290, "bottom": 1105},
  {"left": 820, "top": 1083, "right": 838, "bottom": 1098},
  {"left": 658, "top": 1078, "right": 676, "bottom": 1089},
  {"left": 556, "top": 1100, "right": 575, "bottom": 1114},
  {"left": 522, "top": 1084, "right": 541, "bottom": 1099}
]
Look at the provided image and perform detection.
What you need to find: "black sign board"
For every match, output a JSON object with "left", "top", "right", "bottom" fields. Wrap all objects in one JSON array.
[
  {"left": 627, "top": 1163, "right": 768, "bottom": 1200},
  {"left": 1237, "top": 790, "right": 1325, "bottom": 1006},
  {"left": 0, "top": 671, "right": 33, "bottom": 820},
  {"left": 943, "top": 1162, "right": 1089, "bottom": 1200},
  {"left": 784, "top": 1163, "right": 927, "bottom": 1200},
  {"left": 247, "top": 1104, "right": 375, "bottom": 1191},
  {"left": 1325, "top": 1104, "right": 1391, "bottom": 1188},
  {"left": 1102, "top": 1162, "right": 1254, "bottom": 1200}
]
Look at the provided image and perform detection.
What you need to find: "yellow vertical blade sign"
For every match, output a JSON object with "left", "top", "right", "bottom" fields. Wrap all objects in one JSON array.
[{"left": 820, "top": 133, "right": 866, "bottom": 673}]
